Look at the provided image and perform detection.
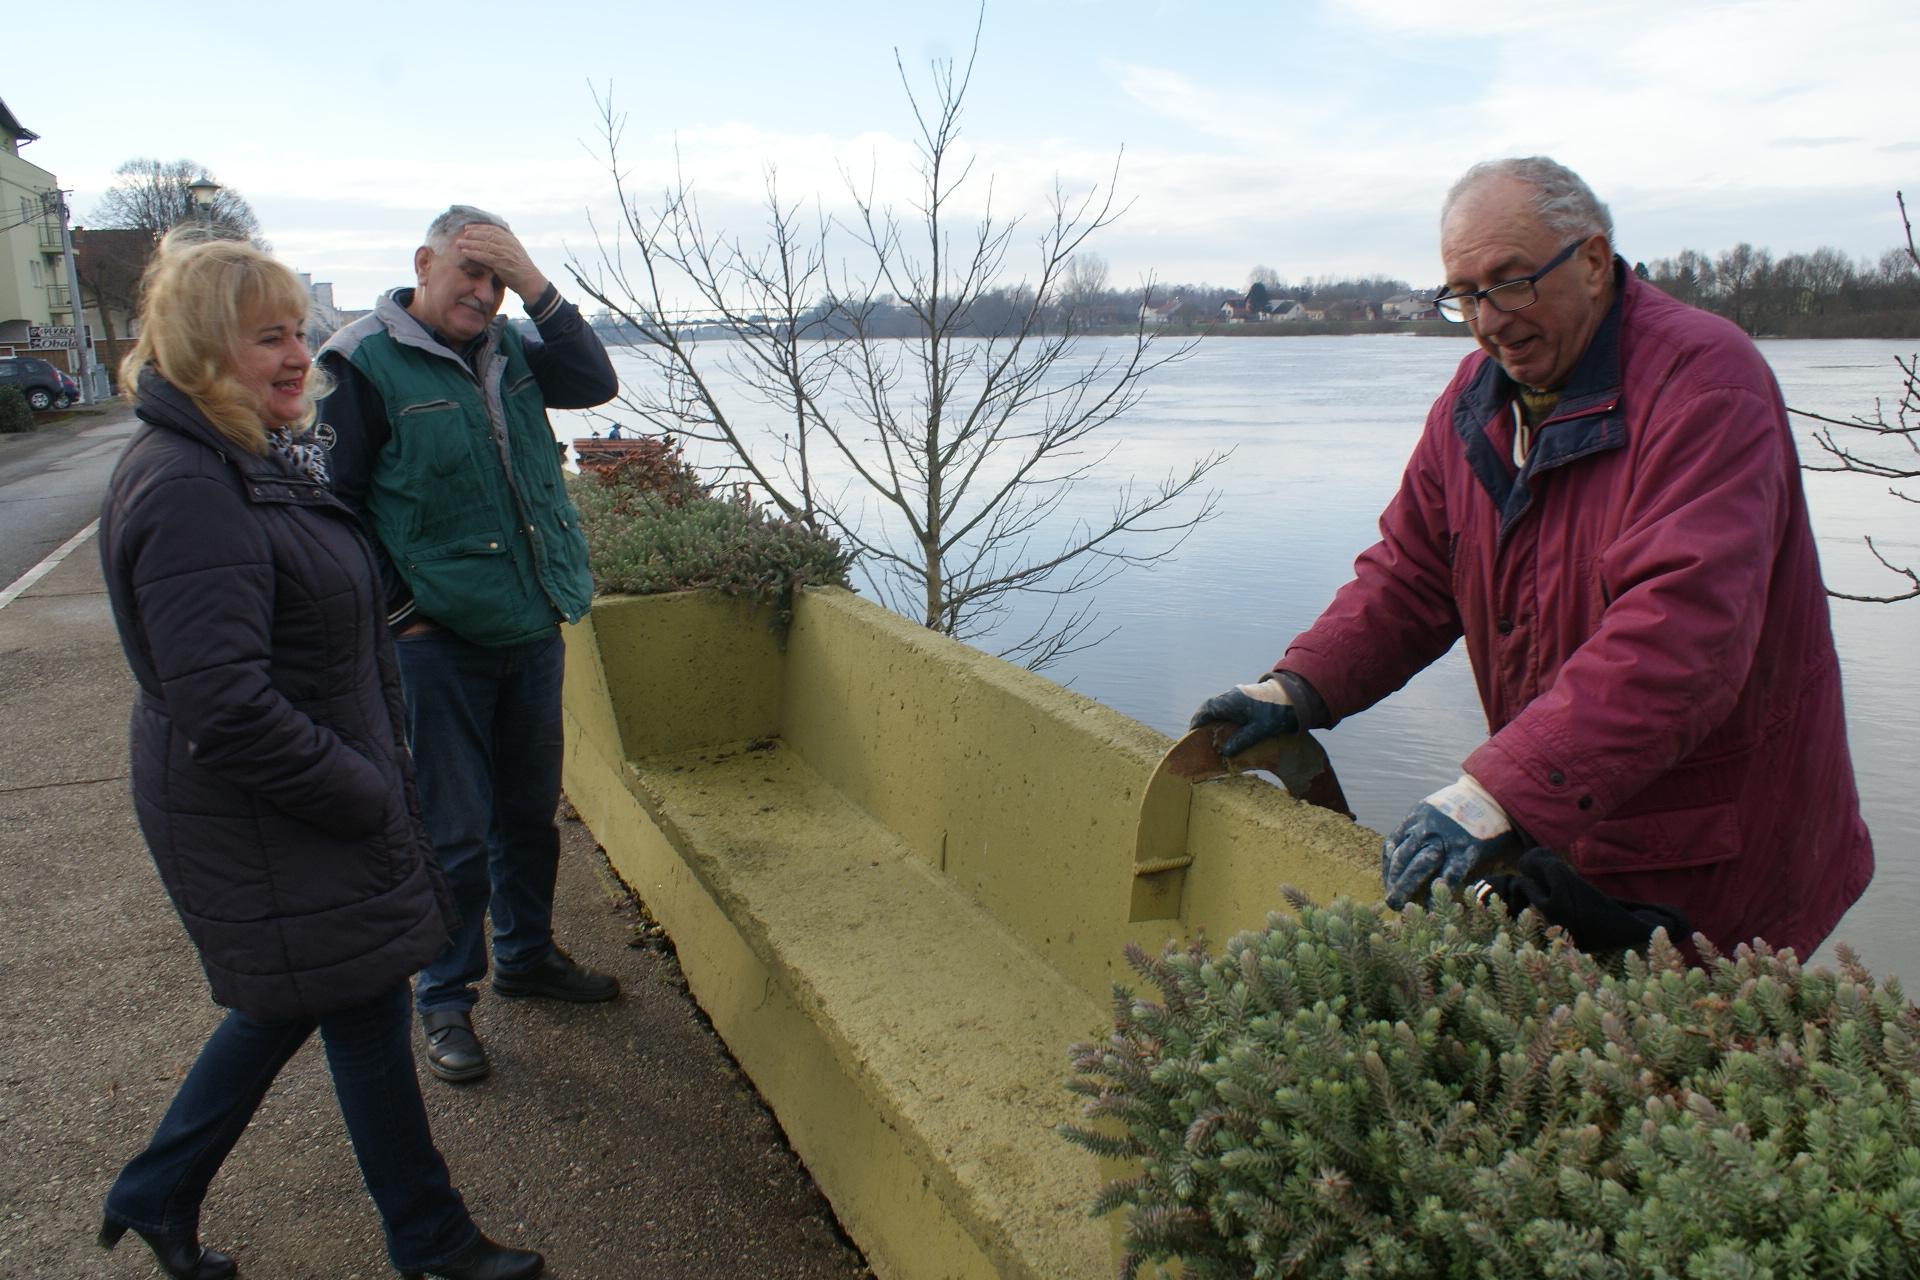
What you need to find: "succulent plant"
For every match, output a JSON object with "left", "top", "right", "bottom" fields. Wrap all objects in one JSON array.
[
  {"left": 571, "top": 436, "right": 852, "bottom": 630},
  {"left": 1063, "top": 888, "right": 1920, "bottom": 1278}
]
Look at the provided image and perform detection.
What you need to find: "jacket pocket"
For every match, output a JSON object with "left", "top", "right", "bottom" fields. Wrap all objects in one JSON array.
[
  {"left": 1447, "top": 530, "right": 1482, "bottom": 622},
  {"left": 1570, "top": 751, "right": 1747, "bottom": 874},
  {"left": 1577, "top": 554, "right": 1612, "bottom": 612},
  {"left": 403, "top": 534, "right": 510, "bottom": 631},
  {"left": 397, "top": 397, "right": 462, "bottom": 419}
]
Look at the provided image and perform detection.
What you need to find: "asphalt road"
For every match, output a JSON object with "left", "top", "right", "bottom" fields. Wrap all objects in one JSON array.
[{"left": 0, "top": 404, "right": 141, "bottom": 589}]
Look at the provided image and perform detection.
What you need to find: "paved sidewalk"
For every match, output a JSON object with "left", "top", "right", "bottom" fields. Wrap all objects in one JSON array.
[{"left": 0, "top": 537, "right": 870, "bottom": 1279}]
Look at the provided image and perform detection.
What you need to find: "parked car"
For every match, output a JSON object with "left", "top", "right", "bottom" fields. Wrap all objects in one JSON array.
[
  {"left": 0, "top": 356, "right": 67, "bottom": 412},
  {"left": 55, "top": 371, "right": 80, "bottom": 409}
]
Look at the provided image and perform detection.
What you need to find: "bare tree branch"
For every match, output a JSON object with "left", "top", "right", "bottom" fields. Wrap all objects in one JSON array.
[
  {"left": 1787, "top": 192, "right": 1917, "bottom": 603},
  {"left": 89, "top": 158, "right": 263, "bottom": 246},
  {"left": 569, "top": 16, "right": 1225, "bottom": 667}
]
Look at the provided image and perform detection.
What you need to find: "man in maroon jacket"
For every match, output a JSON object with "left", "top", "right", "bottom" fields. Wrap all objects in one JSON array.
[{"left": 1193, "top": 157, "right": 1873, "bottom": 956}]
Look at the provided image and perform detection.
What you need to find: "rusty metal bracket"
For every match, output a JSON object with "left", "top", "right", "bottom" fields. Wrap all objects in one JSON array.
[{"left": 1130, "top": 725, "right": 1352, "bottom": 921}]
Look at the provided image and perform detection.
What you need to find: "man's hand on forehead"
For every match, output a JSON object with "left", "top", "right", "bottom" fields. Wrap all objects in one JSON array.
[
  {"left": 451, "top": 223, "right": 548, "bottom": 302},
  {"left": 453, "top": 222, "right": 516, "bottom": 252}
]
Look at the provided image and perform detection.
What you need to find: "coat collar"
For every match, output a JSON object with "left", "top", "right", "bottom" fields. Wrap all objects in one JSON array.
[
  {"left": 135, "top": 367, "right": 267, "bottom": 472},
  {"left": 376, "top": 287, "right": 503, "bottom": 373},
  {"left": 1450, "top": 259, "right": 1634, "bottom": 539},
  {"left": 134, "top": 368, "right": 341, "bottom": 509},
  {"left": 1455, "top": 257, "right": 1632, "bottom": 425}
]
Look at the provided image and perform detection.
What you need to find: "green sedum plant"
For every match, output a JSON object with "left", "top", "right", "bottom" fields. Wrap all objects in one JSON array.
[
  {"left": 570, "top": 435, "right": 852, "bottom": 628},
  {"left": 1063, "top": 888, "right": 1920, "bottom": 1279}
]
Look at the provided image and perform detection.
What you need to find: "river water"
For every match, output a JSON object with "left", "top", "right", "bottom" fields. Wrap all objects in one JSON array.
[{"left": 558, "top": 334, "right": 1918, "bottom": 981}]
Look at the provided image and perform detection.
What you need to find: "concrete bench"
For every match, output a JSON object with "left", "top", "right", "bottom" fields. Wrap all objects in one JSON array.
[{"left": 561, "top": 588, "right": 1378, "bottom": 1279}]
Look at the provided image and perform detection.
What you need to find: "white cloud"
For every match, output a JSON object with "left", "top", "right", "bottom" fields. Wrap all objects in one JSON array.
[{"left": 21, "top": 0, "right": 1917, "bottom": 310}]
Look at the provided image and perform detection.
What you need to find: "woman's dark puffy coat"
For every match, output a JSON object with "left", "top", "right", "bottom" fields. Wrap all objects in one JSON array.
[{"left": 99, "top": 370, "right": 450, "bottom": 1020}]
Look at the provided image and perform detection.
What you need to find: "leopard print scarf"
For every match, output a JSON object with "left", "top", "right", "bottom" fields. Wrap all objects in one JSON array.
[{"left": 266, "top": 425, "right": 331, "bottom": 485}]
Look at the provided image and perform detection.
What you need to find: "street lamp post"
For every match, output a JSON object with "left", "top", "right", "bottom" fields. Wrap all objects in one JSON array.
[
  {"left": 187, "top": 177, "right": 222, "bottom": 230},
  {"left": 51, "top": 188, "right": 96, "bottom": 406}
]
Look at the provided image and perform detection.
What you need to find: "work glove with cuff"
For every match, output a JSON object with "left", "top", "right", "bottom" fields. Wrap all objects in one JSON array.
[
  {"left": 1188, "top": 678, "right": 1299, "bottom": 758},
  {"left": 1382, "top": 774, "right": 1521, "bottom": 910}
]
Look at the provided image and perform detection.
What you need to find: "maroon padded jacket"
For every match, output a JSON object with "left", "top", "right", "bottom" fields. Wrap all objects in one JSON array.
[{"left": 1280, "top": 267, "right": 1873, "bottom": 955}]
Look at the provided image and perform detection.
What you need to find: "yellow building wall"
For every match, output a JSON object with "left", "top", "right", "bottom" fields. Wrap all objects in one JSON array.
[{"left": 0, "top": 150, "right": 60, "bottom": 334}]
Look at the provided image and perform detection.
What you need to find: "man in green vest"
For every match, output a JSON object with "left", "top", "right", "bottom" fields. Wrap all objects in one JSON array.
[{"left": 318, "top": 205, "right": 620, "bottom": 1084}]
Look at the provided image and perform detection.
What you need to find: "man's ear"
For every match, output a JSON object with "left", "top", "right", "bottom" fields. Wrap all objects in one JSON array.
[
  {"left": 413, "top": 245, "right": 434, "bottom": 285},
  {"left": 1580, "top": 234, "right": 1612, "bottom": 296}
]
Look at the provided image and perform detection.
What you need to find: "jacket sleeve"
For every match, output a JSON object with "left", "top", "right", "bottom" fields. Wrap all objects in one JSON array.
[
  {"left": 316, "top": 352, "right": 418, "bottom": 631},
  {"left": 1276, "top": 394, "right": 1466, "bottom": 719},
  {"left": 520, "top": 285, "right": 618, "bottom": 410},
  {"left": 1464, "top": 374, "right": 1791, "bottom": 850},
  {"left": 123, "top": 472, "right": 391, "bottom": 839}
]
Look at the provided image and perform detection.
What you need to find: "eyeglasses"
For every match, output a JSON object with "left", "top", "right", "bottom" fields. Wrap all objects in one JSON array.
[{"left": 1432, "top": 240, "right": 1584, "bottom": 323}]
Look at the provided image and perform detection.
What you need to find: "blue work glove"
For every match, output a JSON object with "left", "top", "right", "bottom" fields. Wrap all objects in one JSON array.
[
  {"left": 1188, "top": 680, "right": 1299, "bottom": 758},
  {"left": 1382, "top": 775, "right": 1521, "bottom": 910}
]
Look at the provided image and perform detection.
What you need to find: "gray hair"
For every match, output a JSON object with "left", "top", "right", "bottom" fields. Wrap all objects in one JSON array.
[
  {"left": 1442, "top": 157, "right": 1613, "bottom": 243},
  {"left": 424, "top": 204, "right": 511, "bottom": 252}
]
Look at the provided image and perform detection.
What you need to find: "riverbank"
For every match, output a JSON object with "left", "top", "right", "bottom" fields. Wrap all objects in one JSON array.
[{"left": 1122, "top": 312, "right": 1920, "bottom": 340}]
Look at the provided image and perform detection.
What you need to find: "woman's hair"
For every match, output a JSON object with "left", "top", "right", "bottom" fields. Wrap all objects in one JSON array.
[{"left": 121, "top": 228, "right": 331, "bottom": 453}]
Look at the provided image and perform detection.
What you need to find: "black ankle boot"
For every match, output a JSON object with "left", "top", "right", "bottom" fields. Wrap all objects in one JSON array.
[
  {"left": 98, "top": 1215, "right": 238, "bottom": 1279},
  {"left": 402, "top": 1232, "right": 544, "bottom": 1280}
]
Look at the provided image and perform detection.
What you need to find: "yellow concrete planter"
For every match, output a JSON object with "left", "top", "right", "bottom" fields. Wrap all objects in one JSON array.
[{"left": 561, "top": 588, "right": 1380, "bottom": 1279}]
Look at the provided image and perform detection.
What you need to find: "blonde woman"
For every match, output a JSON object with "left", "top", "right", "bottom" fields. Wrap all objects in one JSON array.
[{"left": 95, "top": 230, "right": 542, "bottom": 1280}]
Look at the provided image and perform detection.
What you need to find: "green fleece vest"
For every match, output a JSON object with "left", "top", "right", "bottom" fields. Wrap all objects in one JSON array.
[{"left": 346, "top": 322, "right": 592, "bottom": 646}]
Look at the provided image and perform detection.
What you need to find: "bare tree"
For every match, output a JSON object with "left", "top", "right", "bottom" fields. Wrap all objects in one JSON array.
[
  {"left": 90, "top": 158, "right": 263, "bottom": 245},
  {"left": 1712, "top": 242, "right": 1772, "bottom": 333},
  {"left": 569, "top": 16, "right": 1225, "bottom": 668},
  {"left": 1059, "top": 252, "right": 1110, "bottom": 327},
  {"left": 71, "top": 228, "right": 152, "bottom": 390},
  {"left": 1792, "top": 192, "right": 1919, "bottom": 604}
]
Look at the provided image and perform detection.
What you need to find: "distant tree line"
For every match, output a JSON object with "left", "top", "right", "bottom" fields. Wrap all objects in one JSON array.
[
  {"left": 590, "top": 242, "right": 1920, "bottom": 345},
  {"left": 1239, "top": 270, "right": 1417, "bottom": 305},
  {"left": 594, "top": 267, "right": 1429, "bottom": 343},
  {"left": 1637, "top": 241, "right": 1919, "bottom": 338}
]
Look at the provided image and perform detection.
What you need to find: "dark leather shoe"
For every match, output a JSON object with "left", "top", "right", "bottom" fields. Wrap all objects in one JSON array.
[
  {"left": 491, "top": 947, "right": 619, "bottom": 1003},
  {"left": 403, "top": 1233, "right": 544, "bottom": 1280},
  {"left": 421, "top": 1009, "right": 489, "bottom": 1083},
  {"left": 98, "top": 1215, "right": 238, "bottom": 1279}
]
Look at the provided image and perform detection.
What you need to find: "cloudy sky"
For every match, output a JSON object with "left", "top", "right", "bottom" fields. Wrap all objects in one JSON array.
[{"left": 7, "top": 0, "right": 1915, "bottom": 310}]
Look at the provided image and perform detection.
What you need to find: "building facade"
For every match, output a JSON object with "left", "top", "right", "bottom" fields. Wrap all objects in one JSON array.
[{"left": 0, "top": 96, "right": 84, "bottom": 375}]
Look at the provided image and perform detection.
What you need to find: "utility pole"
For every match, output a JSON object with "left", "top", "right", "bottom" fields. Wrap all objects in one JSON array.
[{"left": 49, "top": 188, "right": 95, "bottom": 406}]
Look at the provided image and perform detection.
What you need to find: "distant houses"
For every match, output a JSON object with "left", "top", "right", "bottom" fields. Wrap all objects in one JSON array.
[
  {"left": 1150, "top": 288, "right": 1446, "bottom": 329},
  {"left": 1139, "top": 297, "right": 1184, "bottom": 326},
  {"left": 1211, "top": 288, "right": 1439, "bottom": 326},
  {"left": 1380, "top": 292, "right": 1439, "bottom": 321},
  {"left": 1218, "top": 295, "right": 1308, "bottom": 323}
]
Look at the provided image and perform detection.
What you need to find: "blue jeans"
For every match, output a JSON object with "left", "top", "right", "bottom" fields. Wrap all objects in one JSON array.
[
  {"left": 103, "top": 983, "right": 475, "bottom": 1273},
  {"left": 398, "top": 627, "right": 565, "bottom": 1015}
]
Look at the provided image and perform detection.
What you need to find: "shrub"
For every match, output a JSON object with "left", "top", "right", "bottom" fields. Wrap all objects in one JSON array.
[
  {"left": 584, "top": 434, "right": 708, "bottom": 507},
  {"left": 1063, "top": 889, "right": 1920, "bottom": 1278},
  {"left": 570, "top": 436, "right": 852, "bottom": 629},
  {"left": 0, "top": 386, "right": 33, "bottom": 434}
]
